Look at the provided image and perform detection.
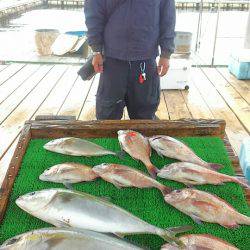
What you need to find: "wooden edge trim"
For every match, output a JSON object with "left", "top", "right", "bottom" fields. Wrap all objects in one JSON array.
[
  {"left": 29, "top": 119, "right": 226, "bottom": 139},
  {"left": 0, "top": 124, "right": 31, "bottom": 223}
]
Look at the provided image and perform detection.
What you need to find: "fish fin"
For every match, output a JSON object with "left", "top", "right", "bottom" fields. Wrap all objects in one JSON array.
[
  {"left": 234, "top": 176, "right": 250, "bottom": 189},
  {"left": 207, "top": 163, "right": 223, "bottom": 171},
  {"left": 159, "top": 231, "right": 184, "bottom": 247},
  {"left": 113, "top": 233, "right": 125, "bottom": 238},
  {"left": 99, "top": 196, "right": 111, "bottom": 202},
  {"left": 160, "top": 185, "right": 173, "bottom": 196},
  {"left": 116, "top": 151, "right": 126, "bottom": 160},
  {"left": 63, "top": 183, "right": 73, "bottom": 190},
  {"left": 156, "top": 150, "right": 164, "bottom": 158},
  {"left": 190, "top": 213, "right": 203, "bottom": 224},
  {"left": 146, "top": 165, "right": 160, "bottom": 179},
  {"left": 54, "top": 219, "right": 70, "bottom": 227},
  {"left": 166, "top": 225, "right": 193, "bottom": 235},
  {"left": 221, "top": 222, "right": 239, "bottom": 229}
]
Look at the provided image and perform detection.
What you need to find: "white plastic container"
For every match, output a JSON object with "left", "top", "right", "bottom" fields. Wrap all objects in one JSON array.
[
  {"left": 160, "top": 58, "right": 191, "bottom": 90},
  {"left": 239, "top": 137, "right": 250, "bottom": 182}
]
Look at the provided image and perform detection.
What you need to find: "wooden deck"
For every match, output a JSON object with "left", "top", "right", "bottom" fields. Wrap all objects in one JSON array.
[{"left": 0, "top": 63, "right": 249, "bottom": 185}]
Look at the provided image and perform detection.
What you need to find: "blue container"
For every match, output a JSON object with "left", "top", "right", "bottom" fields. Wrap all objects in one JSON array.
[
  {"left": 239, "top": 138, "right": 250, "bottom": 182},
  {"left": 228, "top": 49, "right": 250, "bottom": 80},
  {"left": 65, "top": 31, "right": 87, "bottom": 54}
]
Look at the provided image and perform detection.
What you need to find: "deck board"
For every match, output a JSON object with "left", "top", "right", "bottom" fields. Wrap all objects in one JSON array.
[{"left": 0, "top": 63, "right": 249, "bottom": 179}]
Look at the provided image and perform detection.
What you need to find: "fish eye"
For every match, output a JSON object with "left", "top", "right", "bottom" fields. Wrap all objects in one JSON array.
[
  {"left": 30, "top": 192, "right": 36, "bottom": 196},
  {"left": 175, "top": 190, "right": 181, "bottom": 193}
]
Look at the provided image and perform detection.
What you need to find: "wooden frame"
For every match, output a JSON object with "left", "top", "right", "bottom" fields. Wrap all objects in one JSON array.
[{"left": 0, "top": 118, "right": 249, "bottom": 224}]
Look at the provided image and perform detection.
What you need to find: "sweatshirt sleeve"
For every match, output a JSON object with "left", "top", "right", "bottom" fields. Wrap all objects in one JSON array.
[
  {"left": 84, "top": 0, "right": 106, "bottom": 52},
  {"left": 159, "top": 0, "right": 176, "bottom": 58}
]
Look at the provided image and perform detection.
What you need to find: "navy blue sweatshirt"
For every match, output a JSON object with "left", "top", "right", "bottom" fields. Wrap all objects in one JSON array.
[{"left": 84, "top": 0, "right": 176, "bottom": 60}]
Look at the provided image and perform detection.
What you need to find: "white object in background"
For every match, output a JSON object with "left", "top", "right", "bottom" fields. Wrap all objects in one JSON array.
[
  {"left": 239, "top": 137, "right": 250, "bottom": 182},
  {"left": 51, "top": 34, "right": 79, "bottom": 56},
  {"left": 160, "top": 59, "right": 191, "bottom": 90},
  {"left": 244, "top": 9, "right": 250, "bottom": 49}
]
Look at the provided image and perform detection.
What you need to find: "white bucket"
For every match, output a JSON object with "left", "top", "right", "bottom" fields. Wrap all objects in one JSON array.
[
  {"left": 35, "top": 29, "right": 60, "bottom": 56},
  {"left": 174, "top": 31, "right": 193, "bottom": 54}
]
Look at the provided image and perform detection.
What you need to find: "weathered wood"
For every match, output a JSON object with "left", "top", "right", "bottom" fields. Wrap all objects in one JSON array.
[
  {"left": 0, "top": 123, "right": 31, "bottom": 223},
  {"left": 29, "top": 119, "right": 226, "bottom": 139},
  {"left": 35, "top": 115, "right": 76, "bottom": 121}
]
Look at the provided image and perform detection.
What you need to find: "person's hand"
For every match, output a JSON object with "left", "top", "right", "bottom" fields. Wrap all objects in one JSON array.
[
  {"left": 92, "top": 54, "right": 104, "bottom": 73},
  {"left": 157, "top": 57, "right": 169, "bottom": 77}
]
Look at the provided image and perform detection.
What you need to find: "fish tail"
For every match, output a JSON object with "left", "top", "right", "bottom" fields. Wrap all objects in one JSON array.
[
  {"left": 158, "top": 226, "right": 192, "bottom": 246},
  {"left": 207, "top": 163, "right": 223, "bottom": 171},
  {"left": 159, "top": 185, "right": 172, "bottom": 196},
  {"left": 237, "top": 213, "right": 250, "bottom": 225},
  {"left": 234, "top": 176, "right": 250, "bottom": 189},
  {"left": 146, "top": 164, "right": 159, "bottom": 179}
]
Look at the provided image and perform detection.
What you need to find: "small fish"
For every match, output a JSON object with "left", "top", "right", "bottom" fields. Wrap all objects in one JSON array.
[
  {"left": 118, "top": 130, "right": 159, "bottom": 178},
  {"left": 149, "top": 136, "right": 222, "bottom": 171},
  {"left": 93, "top": 163, "right": 171, "bottom": 195},
  {"left": 43, "top": 137, "right": 116, "bottom": 157},
  {"left": 158, "top": 162, "right": 250, "bottom": 188},
  {"left": 164, "top": 188, "right": 250, "bottom": 228},
  {"left": 39, "top": 163, "right": 98, "bottom": 188},
  {"left": 0, "top": 227, "right": 143, "bottom": 250},
  {"left": 161, "top": 234, "right": 239, "bottom": 250},
  {"left": 16, "top": 189, "right": 192, "bottom": 246}
]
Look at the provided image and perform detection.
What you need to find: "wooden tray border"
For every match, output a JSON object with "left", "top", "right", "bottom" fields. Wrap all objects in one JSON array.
[{"left": 0, "top": 118, "right": 248, "bottom": 224}]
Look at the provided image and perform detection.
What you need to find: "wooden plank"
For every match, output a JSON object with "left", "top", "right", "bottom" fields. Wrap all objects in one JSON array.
[
  {"left": 156, "top": 92, "right": 170, "bottom": 120},
  {"left": 0, "top": 65, "right": 53, "bottom": 123},
  {"left": 58, "top": 76, "right": 94, "bottom": 117},
  {"left": 181, "top": 72, "right": 214, "bottom": 119},
  {"left": 192, "top": 67, "right": 249, "bottom": 154},
  {"left": 217, "top": 68, "right": 250, "bottom": 105},
  {"left": 0, "top": 64, "right": 9, "bottom": 73},
  {"left": 0, "top": 64, "right": 40, "bottom": 105},
  {"left": 0, "top": 65, "right": 67, "bottom": 160},
  {"left": 0, "top": 64, "right": 25, "bottom": 86},
  {"left": 78, "top": 75, "right": 99, "bottom": 121},
  {"left": 30, "top": 119, "right": 226, "bottom": 139},
  {"left": 163, "top": 90, "right": 192, "bottom": 120},
  {"left": 0, "top": 138, "right": 18, "bottom": 186},
  {"left": 202, "top": 68, "right": 250, "bottom": 133},
  {"left": 34, "top": 65, "right": 79, "bottom": 117},
  {"left": 0, "top": 124, "right": 31, "bottom": 223}
]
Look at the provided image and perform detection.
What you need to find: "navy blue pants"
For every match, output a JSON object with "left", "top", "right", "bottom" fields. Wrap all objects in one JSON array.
[{"left": 96, "top": 57, "right": 160, "bottom": 120}]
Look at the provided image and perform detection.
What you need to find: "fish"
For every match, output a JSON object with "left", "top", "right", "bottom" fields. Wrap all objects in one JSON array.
[
  {"left": 92, "top": 163, "right": 172, "bottom": 195},
  {"left": 0, "top": 227, "right": 143, "bottom": 250},
  {"left": 16, "top": 189, "right": 192, "bottom": 245},
  {"left": 39, "top": 163, "right": 99, "bottom": 188},
  {"left": 161, "top": 234, "right": 239, "bottom": 250},
  {"left": 43, "top": 137, "right": 116, "bottom": 157},
  {"left": 157, "top": 162, "right": 250, "bottom": 188},
  {"left": 164, "top": 188, "right": 250, "bottom": 228},
  {"left": 149, "top": 136, "right": 222, "bottom": 171},
  {"left": 118, "top": 130, "right": 159, "bottom": 178}
]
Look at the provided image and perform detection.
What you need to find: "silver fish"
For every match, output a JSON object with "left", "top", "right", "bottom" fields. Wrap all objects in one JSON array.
[
  {"left": 164, "top": 188, "right": 250, "bottom": 228},
  {"left": 118, "top": 130, "right": 159, "bottom": 179},
  {"left": 0, "top": 227, "right": 143, "bottom": 250},
  {"left": 16, "top": 189, "right": 192, "bottom": 245},
  {"left": 43, "top": 137, "right": 116, "bottom": 157},
  {"left": 149, "top": 136, "right": 222, "bottom": 171},
  {"left": 39, "top": 163, "right": 98, "bottom": 188},
  {"left": 161, "top": 234, "right": 238, "bottom": 250},
  {"left": 93, "top": 163, "right": 171, "bottom": 195},
  {"left": 158, "top": 162, "right": 250, "bottom": 188}
]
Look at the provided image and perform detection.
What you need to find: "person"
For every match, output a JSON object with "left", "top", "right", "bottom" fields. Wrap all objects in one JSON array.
[{"left": 84, "top": 0, "right": 176, "bottom": 120}]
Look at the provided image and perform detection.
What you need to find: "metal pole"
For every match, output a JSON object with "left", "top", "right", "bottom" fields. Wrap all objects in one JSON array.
[
  {"left": 244, "top": 8, "right": 250, "bottom": 49},
  {"left": 195, "top": 0, "right": 203, "bottom": 52},
  {"left": 211, "top": 0, "right": 221, "bottom": 66}
]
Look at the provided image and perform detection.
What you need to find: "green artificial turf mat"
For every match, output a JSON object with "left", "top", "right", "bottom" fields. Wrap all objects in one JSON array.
[{"left": 0, "top": 137, "right": 250, "bottom": 249}]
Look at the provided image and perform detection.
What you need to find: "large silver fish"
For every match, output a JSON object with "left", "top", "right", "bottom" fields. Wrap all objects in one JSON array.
[
  {"left": 0, "top": 227, "right": 143, "bottom": 250},
  {"left": 161, "top": 234, "right": 238, "bottom": 250},
  {"left": 118, "top": 130, "right": 159, "bottom": 179},
  {"left": 93, "top": 163, "right": 172, "bottom": 195},
  {"left": 158, "top": 162, "right": 250, "bottom": 188},
  {"left": 39, "top": 163, "right": 99, "bottom": 188},
  {"left": 149, "top": 136, "right": 222, "bottom": 171},
  {"left": 43, "top": 137, "right": 116, "bottom": 157},
  {"left": 164, "top": 188, "right": 250, "bottom": 228},
  {"left": 16, "top": 189, "right": 191, "bottom": 245}
]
